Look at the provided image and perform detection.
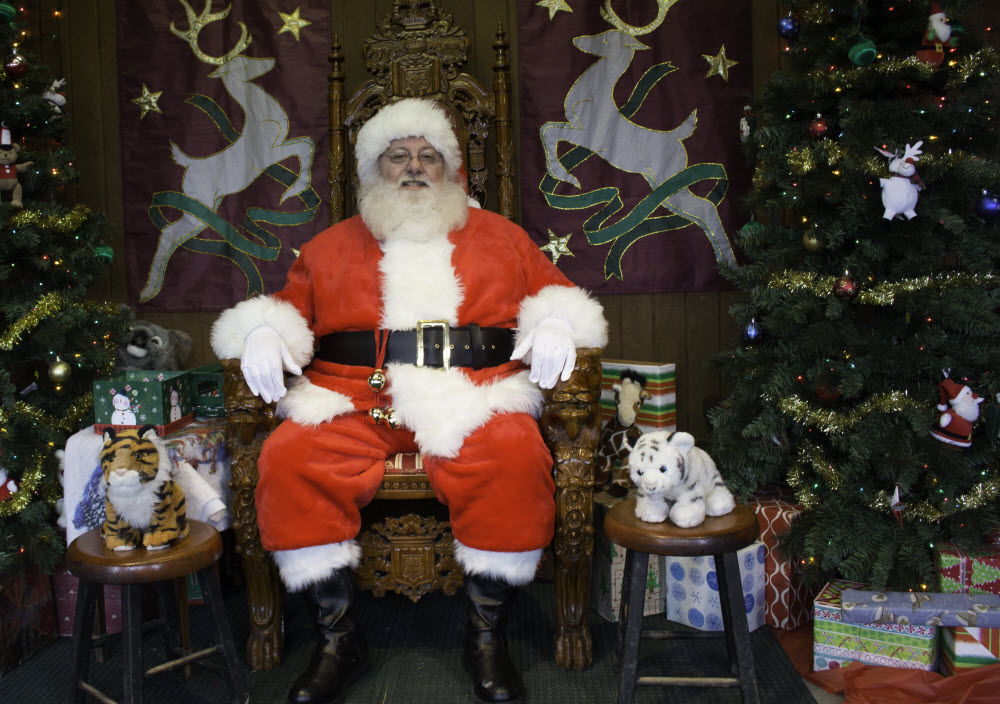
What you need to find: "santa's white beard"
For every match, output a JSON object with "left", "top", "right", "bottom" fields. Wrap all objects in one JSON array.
[
  {"left": 929, "top": 16, "right": 951, "bottom": 42},
  {"left": 358, "top": 174, "right": 469, "bottom": 243}
]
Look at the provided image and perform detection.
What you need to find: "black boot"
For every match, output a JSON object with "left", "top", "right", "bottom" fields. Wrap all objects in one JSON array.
[
  {"left": 461, "top": 574, "right": 526, "bottom": 704},
  {"left": 288, "top": 568, "right": 369, "bottom": 704}
]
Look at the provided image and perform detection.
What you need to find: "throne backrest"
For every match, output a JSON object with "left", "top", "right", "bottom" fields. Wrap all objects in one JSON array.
[{"left": 327, "top": 0, "right": 515, "bottom": 223}]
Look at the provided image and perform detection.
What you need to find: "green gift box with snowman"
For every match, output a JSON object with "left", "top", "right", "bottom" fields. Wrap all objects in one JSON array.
[{"left": 93, "top": 370, "right": 194, "bottom": 434}]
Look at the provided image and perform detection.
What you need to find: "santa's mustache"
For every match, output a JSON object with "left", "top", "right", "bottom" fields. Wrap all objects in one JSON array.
[{"left": 398, "top": 175, "right": 430, "bottom": 188}]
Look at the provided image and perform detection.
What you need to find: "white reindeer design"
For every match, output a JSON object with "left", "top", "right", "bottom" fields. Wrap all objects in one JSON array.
[
  {"left": 140, "top": 0, "right": 315, "bottom": 301},
  {"left": 540, "top": 0, "right": 736, "bottom": 269}
]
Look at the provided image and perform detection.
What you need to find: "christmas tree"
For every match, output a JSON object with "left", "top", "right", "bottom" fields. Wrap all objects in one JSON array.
[
  {"left": 0, "top": 4, "right": 129, "bottom": 576},
  {"left": 710, "top": 0, "right": 1000, "bottom": 591}
]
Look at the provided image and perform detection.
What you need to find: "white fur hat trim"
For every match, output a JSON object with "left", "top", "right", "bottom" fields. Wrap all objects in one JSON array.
[{"left": 355, "top": 98, "right": 461, "bottom": 186}]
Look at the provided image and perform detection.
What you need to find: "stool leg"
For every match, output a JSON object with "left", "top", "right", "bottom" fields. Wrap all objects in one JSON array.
[
  {"left": 153, "top": 580, "right": 186, "bottom": 660},
  {"left": 613, "top": 542, "right": 635, "bottom": 673},
  {"left": 617, "top": 549, "right": 649, "bottom": 704},
  {"left": 196, "top": 565, "right": 248, "bottom": 704},
  {"left": 717, "top": 551, "right": 759, "bottom": 704},
  {"left": 68, "top": 579, "right": 98, "bottom": 704},
  {"left": 122, "top": 584, "right": 144, "bottom": 704}
]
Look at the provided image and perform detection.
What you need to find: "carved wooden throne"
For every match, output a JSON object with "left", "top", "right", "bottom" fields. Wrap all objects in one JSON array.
[{"left": 221, "top": 0, "right": 601, "bottom": 673}]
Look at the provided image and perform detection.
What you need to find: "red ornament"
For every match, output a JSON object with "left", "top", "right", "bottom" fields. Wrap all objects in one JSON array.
[
  {"left": 834, "top": 274, "right": 858, "bottom": 299},
  {"left": 808, "top": 114, "right": 829, "bottom": 140},
  {"left": 3, "top": 52, "right": 28, "bottom": 78},
  {"left": 815, "top": 381, "right": 842, "bottom": 405}
]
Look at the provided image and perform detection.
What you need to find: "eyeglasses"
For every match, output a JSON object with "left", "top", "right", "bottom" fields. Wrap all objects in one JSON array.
[{"left": 383, "top": 149, "right": 442, "bottom": 167}]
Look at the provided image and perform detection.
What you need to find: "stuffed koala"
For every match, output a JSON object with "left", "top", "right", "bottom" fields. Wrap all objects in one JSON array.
[
  {"left": 628, "top": 430, "right": 735, "bottom": 527},
  {"left": 116, "top": 320, "right": 192, "bottom": 371}
]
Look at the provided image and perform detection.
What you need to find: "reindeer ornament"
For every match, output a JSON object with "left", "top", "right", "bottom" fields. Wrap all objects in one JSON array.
[
  {"left": 595, "top": 369, "right": 650, "bottom": 495},
  {"left": 876, "top": 142, "right": 924, "bottom": 220}
]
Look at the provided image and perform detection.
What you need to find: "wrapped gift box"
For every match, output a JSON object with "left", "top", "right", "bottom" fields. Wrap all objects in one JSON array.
[
  {"left": 940, "top": 626, "right": 1000, "bottom": 676},
  {"left": 0, "top": 565, "right": 57, "bottom": 672},
  {"left": 813, "top": 580, "right": 938, "bottom": 671},
  {"left": 750, "top": 486, "right": 817, "bottom": 629},
  {"left": 93, "top": 370, "right": 194, "bottom": 434},
  {"left": 936, "top": 542, "right": 1000, "bottom": 595},
  {"left": 591, "top": 490, "right": 666, "bottom": 622},
  {"left": 599, "top": 359, "right": 676, "bottom": 433},
  {"left": 665, "top": 540, "right": 767, "bottom": 632},
  {"left": 841, "top": 589, "right": 1000, "bottom": 628},
  {"left": 189, "top": 364, "right": 225, "bottom": 418}
]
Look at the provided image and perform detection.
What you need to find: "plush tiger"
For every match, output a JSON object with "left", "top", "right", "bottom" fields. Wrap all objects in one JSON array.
[
  {"left": 101, "top": 425, "right": 188, "bottom": 551},
  {"left": 627, "top": 430, "right": 735, "bottom": 527}
]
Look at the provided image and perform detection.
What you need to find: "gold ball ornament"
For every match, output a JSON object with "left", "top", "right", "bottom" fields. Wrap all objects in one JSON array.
[
  {"left": 48, "top": 357, "right": 71, "bottom": 384},
  {"left": 802, "top": 231, "right": 826, "bottom": 252}
]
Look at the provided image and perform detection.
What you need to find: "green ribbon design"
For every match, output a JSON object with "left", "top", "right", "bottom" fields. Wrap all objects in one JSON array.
[
  {"left": 147, "top": 94, "right": 320, "bottom": 297},
  {"left": 540, "top": 62, "right": 729, "bottom": 280}
]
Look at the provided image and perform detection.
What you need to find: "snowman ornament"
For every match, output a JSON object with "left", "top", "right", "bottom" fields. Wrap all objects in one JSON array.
[
  {"left": 930, "top": 373, "right": 984, "bottom": 448},
  {"left": 875, "top": 142, "right": 925, "bottom": 220}
]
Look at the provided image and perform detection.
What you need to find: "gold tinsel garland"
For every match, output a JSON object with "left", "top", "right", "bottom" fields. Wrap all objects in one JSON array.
[
  {"left": 805, "top": 49, "right": 1000, "bottom": 91},
  {"left": 774, "top": 391, "right": 926, "bottom": 434},
  {"left": 0, "top": 292, "right": 121, "bottom": 351},
  {"left": 0, "top": 396, "right": 94, "bottom": 434},
  {"left": 788, "top": 441, "right": 1000, "bottom": 522},
  {"left": 768, "top": 270, "right": 999, "bottom": 306},
  {"left": 9, "top": 204, "right": 92, "bottom": 234},
  {"left": 0, "top": 451, "right": 46, "bottom": 518}
]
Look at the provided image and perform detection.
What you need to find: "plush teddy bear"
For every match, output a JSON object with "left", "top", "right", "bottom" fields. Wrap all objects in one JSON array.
[
  {"left": 0, "top": 126, "right": 32, "bottom": 209},
  {"left": 115, "top": 320, "right": 192, "bottom": 371},
  {"left": 627, "top": 430, "right": 735, "bottom": 527}
]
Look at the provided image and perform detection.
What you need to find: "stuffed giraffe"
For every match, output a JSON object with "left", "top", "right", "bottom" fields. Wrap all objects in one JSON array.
[{"left": 595, "top": 369, "right": 651, "bottom": 495}]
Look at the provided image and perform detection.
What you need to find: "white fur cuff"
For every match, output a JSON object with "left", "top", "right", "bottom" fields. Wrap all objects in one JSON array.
[
  {"left": 276, "top": 376, "right": 356, "bottom": 426},
  {"left": 454, "top": 540, "right": 542, "bottom": 586},
  {"left": 210, "top": 295, "right": 314, "bottom": 368},
  {"left": 517, "top": 284, "right": 608, "bottom": 350},
  {"left": 271, "top": 540, "right": 361, "bottom": 592}
]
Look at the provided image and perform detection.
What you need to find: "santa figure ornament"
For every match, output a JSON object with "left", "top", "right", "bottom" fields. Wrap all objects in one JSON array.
[
  {"left": 0, "top": 467, "right": 17, "bottom": 501},
  {"left": 916, "top": 2, "right": 956, "bottom": 70},
  {"left": 930, "top": 373, "right": 984, "bottom": 448}
]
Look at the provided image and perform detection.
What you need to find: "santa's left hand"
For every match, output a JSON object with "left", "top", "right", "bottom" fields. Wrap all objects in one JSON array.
[{"left": 511, "top": 317, "right": 576, "bottom": 389}]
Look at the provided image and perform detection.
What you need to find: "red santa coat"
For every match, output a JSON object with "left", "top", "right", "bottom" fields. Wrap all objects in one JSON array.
[{"left": 211, "top": 207, "right": 607, "bottom": 554}]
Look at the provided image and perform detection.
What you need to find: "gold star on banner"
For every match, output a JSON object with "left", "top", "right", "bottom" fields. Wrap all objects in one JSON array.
[
  {"left": 541, "top": 229, "right": 574, "bottom": 264},
  {"left": 277, "top": 8, "right": 311, "bottom": 41},
  {"left": 131, "top": 84, "right": 162, "bottom": 119},
  {"left": 536, "top": 0, "right": 572, "bottom": 21},
  {"left": 703, "top": 45, "right": 738, "bottom": 82}
]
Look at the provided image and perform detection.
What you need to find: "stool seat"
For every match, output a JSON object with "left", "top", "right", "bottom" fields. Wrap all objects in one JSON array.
[
  {"left": 604, "top": 500, "right": 759, "bottom": 556},
  {"left": 67, "top": 519, "right": 223, "bottom": 584}
]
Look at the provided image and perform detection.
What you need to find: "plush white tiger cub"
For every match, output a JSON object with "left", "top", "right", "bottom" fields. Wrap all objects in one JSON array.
[{"left": 627, "top": 430, "right": 735, "bottom": 527}]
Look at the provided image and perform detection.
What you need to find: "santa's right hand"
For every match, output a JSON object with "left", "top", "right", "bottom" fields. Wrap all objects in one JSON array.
[{"left": 241, "top": 326, "right": 302, "bottom": 404}]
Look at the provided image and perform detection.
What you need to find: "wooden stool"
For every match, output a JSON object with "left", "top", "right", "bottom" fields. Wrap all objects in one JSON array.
[
  {"left": 604, "top": 500, "right": 761, "bottom": 704},
  {"left": 66, "top": 520, "right": 249, "bottom": 704}
]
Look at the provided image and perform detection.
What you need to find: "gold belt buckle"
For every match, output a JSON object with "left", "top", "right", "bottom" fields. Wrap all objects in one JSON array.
[{"left": 416, "top": 320, "right": 450, "bottom": 371}]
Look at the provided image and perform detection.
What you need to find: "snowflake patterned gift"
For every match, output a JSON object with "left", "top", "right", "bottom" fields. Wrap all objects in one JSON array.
[{"left": 665, "top": 540, "right": 767, "bottom": 632}]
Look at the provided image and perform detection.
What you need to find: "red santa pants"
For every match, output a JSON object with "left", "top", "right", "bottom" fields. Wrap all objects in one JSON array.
[{"left": 256, "top": 411, "right": 556, "bottom": 553}]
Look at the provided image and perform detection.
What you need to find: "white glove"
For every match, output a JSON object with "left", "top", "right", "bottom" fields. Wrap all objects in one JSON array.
[
  {"left": 510, "top": 317, "right": 576, "bottom": 389},
  {"left": 241, "top": 325, "right": 302, "bottom": 404}
]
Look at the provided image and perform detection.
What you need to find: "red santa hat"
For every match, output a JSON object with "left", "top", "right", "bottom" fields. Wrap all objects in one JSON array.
[
  {"left": 937, "top": 377, "right": 977, "bottom": 411},
  {"left": 929, "top": 2, "right": 945, "bottom": 19},
  {"left": 354, "top": 98, "right": 462, "bottom": 187}
]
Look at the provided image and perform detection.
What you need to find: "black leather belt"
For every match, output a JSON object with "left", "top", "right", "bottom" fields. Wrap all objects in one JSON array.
[{"left": 315, "top": 323, "right": 515, "bottom": 370}]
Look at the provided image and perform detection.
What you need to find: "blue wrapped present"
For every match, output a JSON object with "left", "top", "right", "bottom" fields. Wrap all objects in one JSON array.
[{"left": 841, "top": 589, "right": 1000, "bottom": 628}]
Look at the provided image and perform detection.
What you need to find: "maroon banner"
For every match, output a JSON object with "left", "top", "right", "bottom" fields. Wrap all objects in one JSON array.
[
  {"left": 117, "top": 1, "right": 330, "bottom": 312},
  {"left": 517, "top": 0, "right": 752, "bottom": 293}
]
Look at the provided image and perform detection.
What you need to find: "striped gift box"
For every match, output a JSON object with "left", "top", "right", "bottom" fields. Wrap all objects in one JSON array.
[
  {"left": 600, "top": 359, "right": 677, "bottom": 433},
  {"left": 940, "top": 626, "right": 1000, "bottom": 675}
]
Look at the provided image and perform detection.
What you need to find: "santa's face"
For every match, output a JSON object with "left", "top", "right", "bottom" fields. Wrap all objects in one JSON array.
[{"left": 378, "top": 137, "right": 445, "bottom": 190}]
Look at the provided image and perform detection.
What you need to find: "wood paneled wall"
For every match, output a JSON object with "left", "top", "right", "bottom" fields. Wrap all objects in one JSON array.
[{"left": 58, "top": 1, "right": 997, "bottom": 440}]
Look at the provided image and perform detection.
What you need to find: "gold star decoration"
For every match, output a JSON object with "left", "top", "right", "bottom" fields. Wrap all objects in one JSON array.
[
  {"left": 703, "top": 45, "right": 739, "bottom": 82},
  {"left": 540, "top": 229, "right": 574, "bottom": 264},
  {"left": 536, "top": 0, "right": 572, "bottom": 21},
  {"left": 277, "top": 8, "right": 311, "bottom": 41},
  {"left": 131, "top": 84, "right": 163, "bottom": 119}
]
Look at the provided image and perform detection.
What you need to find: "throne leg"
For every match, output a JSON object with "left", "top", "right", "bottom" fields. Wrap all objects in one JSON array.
[{"left": 553, "top": 451, "right": 594, "bottom": 670}]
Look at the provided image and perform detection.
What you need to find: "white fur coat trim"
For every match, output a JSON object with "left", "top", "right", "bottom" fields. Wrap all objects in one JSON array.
[
  {"left": 516, "top": 284, "right": 608, "bottom": 350},
  {"left": 276, "top": 376, "right": 356, "bottom": 426},
  {"left": 211, "top": 295, "right": 314, "bottom": 368},
  {"left": 271, "top": 540, "right": 361, "bottom": 592},
  {"left": 378, "top": 234, "right": 462, "bottom": 330},
  {"left": 454, "top": 540, "right": 542, "bottom": 586},
  {"left": 387, "top": 365, "right": 543, "bottom": 458},
  {"left": 105, "top": 433, "right": 172, "bottom": 531}
]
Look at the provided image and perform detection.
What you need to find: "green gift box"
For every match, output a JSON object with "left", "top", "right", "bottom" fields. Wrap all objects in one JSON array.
[
  {"left": 189, "top": 364, "right": 226, "bottom": 418},
  {"left": 93, "top": 370, "right": 194, "bottom": 434}
]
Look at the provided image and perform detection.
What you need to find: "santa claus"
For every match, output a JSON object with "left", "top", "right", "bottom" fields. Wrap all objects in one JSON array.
[
  {"left": 930, "top": 375, "right": 984, "bottom": 448},
  {"left": 211, "top": 98, "right": 606, "bottom": 704},
  {"left": 915, "top": 2, "right": 957, "bottom": 70}
]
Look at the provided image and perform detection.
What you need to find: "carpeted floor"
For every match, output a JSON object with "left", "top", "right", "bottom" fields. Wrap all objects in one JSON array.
[{"left": 1, "top": 579, "right": 816, "bottom": 704}]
